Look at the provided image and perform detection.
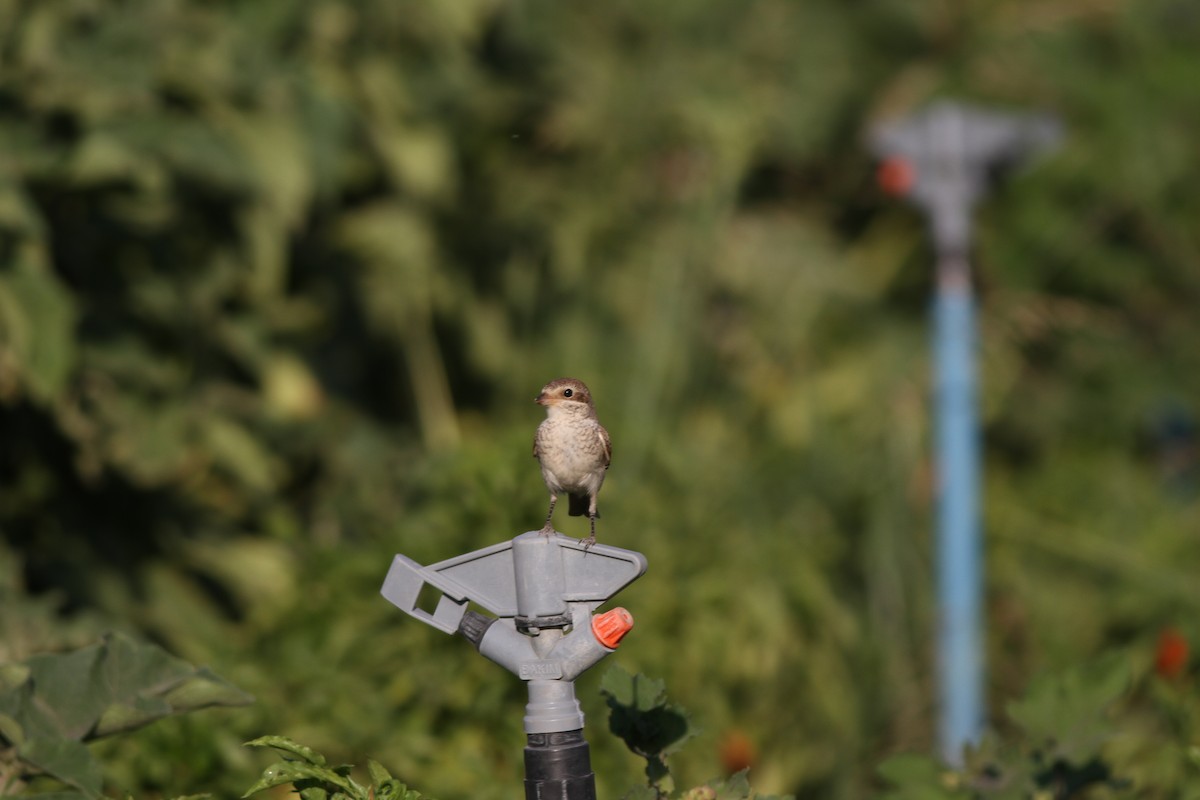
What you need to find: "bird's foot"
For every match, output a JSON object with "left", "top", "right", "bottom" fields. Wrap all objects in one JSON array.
[
  {"left": 578, "top": 534, "right": 596, "bottom": 550},
  {"left": 538, "top": 522, "right": 556, "bottom": 536}
]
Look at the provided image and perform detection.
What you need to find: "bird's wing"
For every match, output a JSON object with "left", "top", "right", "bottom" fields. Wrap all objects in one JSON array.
[{"left": 597, "top": 423, "right": 612, "bottom": 468}]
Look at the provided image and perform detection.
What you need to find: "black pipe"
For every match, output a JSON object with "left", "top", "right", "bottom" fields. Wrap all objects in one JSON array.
[{"left": 524, "top": 729, "right": 595, "bottom": 800}]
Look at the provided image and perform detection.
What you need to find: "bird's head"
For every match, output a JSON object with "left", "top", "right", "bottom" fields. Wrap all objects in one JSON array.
[{"left": 535, "top": 378, "right": 595, "bottom": 411}]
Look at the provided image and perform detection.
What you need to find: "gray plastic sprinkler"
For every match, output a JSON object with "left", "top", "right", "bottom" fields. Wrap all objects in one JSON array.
[
  {"left": 870, "top": 101, "right": 1061, "bottom": 765},
  {"left": 381, "top": 531, "right": 647, "bottom": 799}
]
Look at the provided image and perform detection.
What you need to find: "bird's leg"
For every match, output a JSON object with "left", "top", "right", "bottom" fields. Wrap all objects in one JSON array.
[
  {"left": 579, "top": 511, "right": 597, "bottom": 550},
  {"left": 540, "top": 495, "right": 557, "bottom": 535}
]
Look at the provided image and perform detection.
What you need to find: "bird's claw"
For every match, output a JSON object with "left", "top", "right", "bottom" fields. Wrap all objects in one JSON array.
[{"left": 578, "top": 535, "right": 596, "bottom": 550}]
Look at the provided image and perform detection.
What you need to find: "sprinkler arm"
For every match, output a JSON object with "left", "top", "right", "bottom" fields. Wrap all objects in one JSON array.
[{"left": 381, "top": 532, "right": 645, "bottom": 690}]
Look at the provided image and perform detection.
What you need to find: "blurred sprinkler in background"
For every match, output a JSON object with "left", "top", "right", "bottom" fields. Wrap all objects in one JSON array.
[{"left": 871, "top": 102, "right": 1061, "bottom": 766}]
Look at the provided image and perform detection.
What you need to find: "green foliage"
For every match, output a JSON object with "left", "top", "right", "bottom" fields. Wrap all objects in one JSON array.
[
  {"left": 242, "top": 736, "right": 431, "bottom": 800},
  {"left": 0, "top": 634, "right": 250, "bottom": 799},
  {"left": 602, "top": 665, "right": 697, "bottom": 796},
  {"left": 679, "top": 772, "right": 787, "bottom": 800},
  {"left": 877, "top": 654, "right": 1200, "bottom": 799},
  {"left": 239, "top": 671, "right": 786, "bottom": 800},
  {"left": 602, "top": 667, "right": 790, "bottom": 800}
]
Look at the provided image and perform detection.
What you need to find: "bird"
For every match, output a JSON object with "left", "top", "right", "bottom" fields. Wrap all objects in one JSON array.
[{"left": 533, "top": 377, "right": 611, "bottom": 547}]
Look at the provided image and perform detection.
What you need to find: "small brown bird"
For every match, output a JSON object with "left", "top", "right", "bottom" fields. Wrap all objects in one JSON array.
[{"left": 533, "top": 377, "right": 612, "bottom": 547}]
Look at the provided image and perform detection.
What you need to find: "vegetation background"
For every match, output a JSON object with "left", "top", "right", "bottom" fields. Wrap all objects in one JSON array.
[{"left": 2, "top": 0, "right": 1199, "bottom": 797}]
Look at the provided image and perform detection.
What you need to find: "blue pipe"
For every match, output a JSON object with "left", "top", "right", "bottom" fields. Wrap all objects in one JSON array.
[{"left": 933, "top": 266, "right": 983, "bottom": 765}]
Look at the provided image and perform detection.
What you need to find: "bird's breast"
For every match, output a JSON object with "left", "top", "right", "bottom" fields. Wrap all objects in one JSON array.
[{"left": 536, "top": 418, "right": 605, "bottom": 480}]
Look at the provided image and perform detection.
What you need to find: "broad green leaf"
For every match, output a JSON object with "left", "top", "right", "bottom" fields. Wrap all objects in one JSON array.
[
  {"left": 0, "top": 633, "right": 251, "bottom": 746},
  {"left": 17, "top": 739, "right": 102, "bottom": 800},
  {"left": 602, "top": 666, "right": 694, "bottom": 760},
  {"left": 600, "top": 665, "right": 667, "bottom": 711},
  {"left": 0, "top": 792, "right": 94, "bottom": 800}
]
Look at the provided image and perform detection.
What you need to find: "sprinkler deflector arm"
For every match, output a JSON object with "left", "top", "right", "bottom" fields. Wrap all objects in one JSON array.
[
  {"left": 381, "top": 533, "right": 645, "bottom": 633},
  {"left": 381, "top": 531, "right": 647, "bottom": 799}
]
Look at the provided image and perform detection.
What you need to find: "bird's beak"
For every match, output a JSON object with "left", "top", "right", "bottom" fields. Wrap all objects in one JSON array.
[{"left": 534, "top": 393, "right": 547, "bottom": 405}]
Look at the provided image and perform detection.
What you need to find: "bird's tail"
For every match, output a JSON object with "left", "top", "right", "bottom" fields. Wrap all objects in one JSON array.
[{"left": 568, "top": 493, "right": 597, "bottom": 517}]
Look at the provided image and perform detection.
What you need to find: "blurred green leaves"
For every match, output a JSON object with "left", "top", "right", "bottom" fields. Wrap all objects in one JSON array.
[
  {"left": 0, "top": 260, "right": 76, "bottom": 404},
  {"left": 1005, "top": 655, "right": 1130, "bottom": 766},
  {"left": 602, "top": 667, "right": 793, "bottom": 800},
  {"left": 0, "top": 633, "right": 250, "bottom": 799},
  {"left": 877, "top": 652, "right": 1200, "bottom": 799},
  {"left": 243, "top": 736, "right": 433, "bottom": 800}
]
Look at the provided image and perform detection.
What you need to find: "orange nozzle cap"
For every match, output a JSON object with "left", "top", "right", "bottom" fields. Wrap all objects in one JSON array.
[
  {"left": 592, "top": 607, "right": 634, "bottom": 649},
  {"left": 877, "top": 156, "right": 916, "bottom": 196}
]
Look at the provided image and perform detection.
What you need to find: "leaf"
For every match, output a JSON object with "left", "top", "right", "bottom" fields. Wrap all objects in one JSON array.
[
  {"left": 244, "top": 735, "right": 328, "bottom": 766},
  {"left": 200, "top": 416, "right": 280, "bottom": 493},
  {"left": 601, "top": 665, "right": 695, "bottom": 758},
  {"left": 712, "top": 769, "right": 752, "bottom": 800},
  {"left": 0, "top": 633, "right": 252, "bottom": 746},
  {"left": 366, "top": 760, "right": 429, "bottom": 800},
  {"left": 1006, "top": 653, "right": 1130, "bottom": 763},
  {"left": 600, "top": 665, "right": 668, "bottom": 711},
  {"left": 66, "top": 133, "right": 147, "bottom": 187},
  {"left": 366, "top": 760, "right": 392, "bottom": 785},
  {"left": 0, "top": 260, "right": 76, "bottom": 402},
  {"left": 161, "top": 666, "right": 257, "bottom": 711},
  {"left": 244, "top": 763, "right": 321, "bottom": 796},
  {"left": 334, "top": 201, "right": 437, "bottom": 330},
  {"left": 16, "top": 738, "right": 102, "bottom": 800},
  {"left": 241, "top": 761, "right": 361, "bottom": 800},
  {"left": 0, "top": 711, "right": 24, "bottom": 746}
]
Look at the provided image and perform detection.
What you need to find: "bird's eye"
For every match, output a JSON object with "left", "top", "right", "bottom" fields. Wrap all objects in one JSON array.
[{"left": 563, "top": 388, "right": 573, "bottom": 397}]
